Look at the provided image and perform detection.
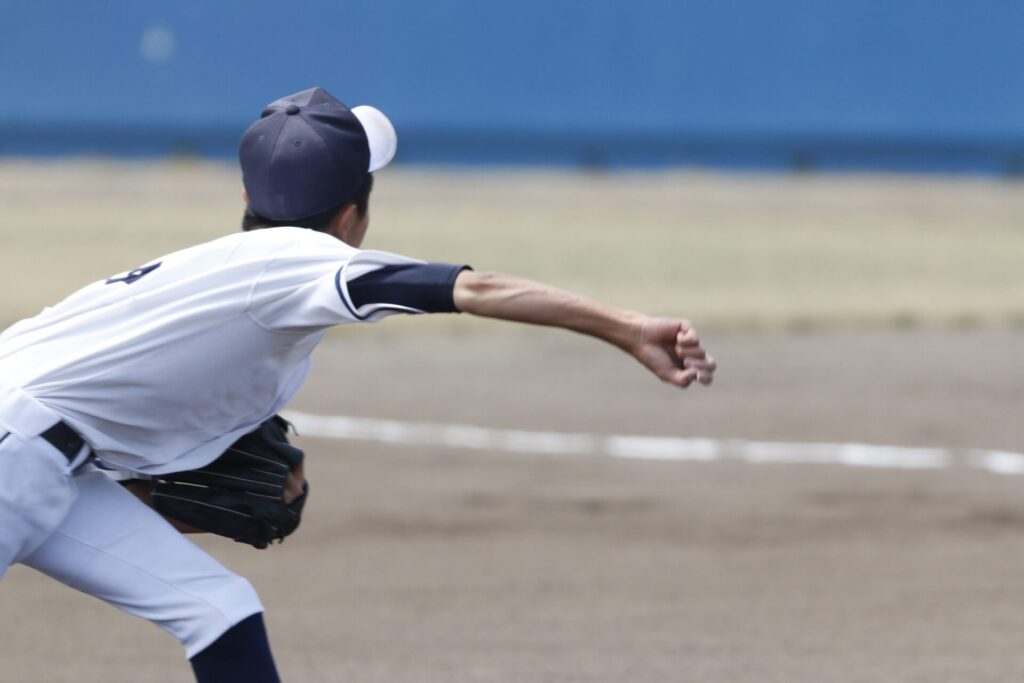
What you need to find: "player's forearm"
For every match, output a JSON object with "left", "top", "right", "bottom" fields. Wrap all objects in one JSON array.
[
  {"left": 453, "top": 270, "right": 642, "bottom": 351},
  {"left": 453, "top": 270, "right": 716, "bottom": 389}
]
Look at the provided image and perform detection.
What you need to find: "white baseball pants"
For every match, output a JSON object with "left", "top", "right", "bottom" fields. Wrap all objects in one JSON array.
[{"left": 1, "top": 431, "right": 264, "bottom": 657}]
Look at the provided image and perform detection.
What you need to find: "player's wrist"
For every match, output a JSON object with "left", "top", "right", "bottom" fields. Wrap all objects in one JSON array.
[{"left": 611, "top": 310, "right": 648, "bottom": 354}]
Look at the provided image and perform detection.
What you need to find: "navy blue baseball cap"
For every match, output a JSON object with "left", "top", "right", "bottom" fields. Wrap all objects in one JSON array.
[{"left": 239, "top": 87, "right": 397, "bottom": 221}]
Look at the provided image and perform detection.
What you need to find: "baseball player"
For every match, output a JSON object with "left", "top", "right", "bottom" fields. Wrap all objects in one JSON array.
[{"left": 0, "top": 87, "right": 716, "bottom": 682}]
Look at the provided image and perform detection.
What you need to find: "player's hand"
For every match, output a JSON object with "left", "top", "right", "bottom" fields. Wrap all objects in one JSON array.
[
  {"left": 284, "top": 462, "right": 306, "bottom": 505},
  {"left": 631, "top": 317, "right": 716, "bottom": 388}
]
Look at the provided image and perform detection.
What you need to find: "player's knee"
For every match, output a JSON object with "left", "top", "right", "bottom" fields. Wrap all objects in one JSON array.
[{"left": 170, "top": 573, "right": 265, "bottom": 658}]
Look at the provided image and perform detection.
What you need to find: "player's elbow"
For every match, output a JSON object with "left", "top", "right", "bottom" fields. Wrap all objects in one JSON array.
[{"left": 452, "top": 270, "right": 501, "bottom": 315}]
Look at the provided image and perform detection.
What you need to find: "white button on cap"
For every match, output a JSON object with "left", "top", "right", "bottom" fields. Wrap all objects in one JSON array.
[{"left": 352, "top": 105, "right": 398, "bottom": 172}]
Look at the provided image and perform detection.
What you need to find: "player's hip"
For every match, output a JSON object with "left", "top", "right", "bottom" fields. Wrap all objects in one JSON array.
[{"left": 0, "top": 431, "right": 80, "bottom": 573}]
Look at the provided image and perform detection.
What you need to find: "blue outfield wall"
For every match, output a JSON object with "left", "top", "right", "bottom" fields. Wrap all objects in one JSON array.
[{"left": 2, "top": 1, "right": 1023, "bottom": 172}]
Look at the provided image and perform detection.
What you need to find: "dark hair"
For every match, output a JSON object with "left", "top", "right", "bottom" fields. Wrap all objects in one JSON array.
[{"left": 242, "top": 172, "right": 374, "bottom": 232}]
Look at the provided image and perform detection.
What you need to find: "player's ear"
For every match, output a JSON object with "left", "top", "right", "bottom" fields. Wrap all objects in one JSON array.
[
  {"left": 328, "top": 202, "right": 360, "bottom": 244},
  {"left": 242, "top": 190, "right": 250, "bottom": 204}
]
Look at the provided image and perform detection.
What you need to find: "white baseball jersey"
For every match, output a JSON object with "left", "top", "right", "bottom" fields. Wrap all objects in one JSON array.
[{"left": 0, "top": 227, "right": 465, "bottom": 474}]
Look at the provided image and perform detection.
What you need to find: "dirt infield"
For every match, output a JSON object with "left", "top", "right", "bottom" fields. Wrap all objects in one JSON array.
[{"left": 4, "top": 328, "right": 1023, "bottom": 682}]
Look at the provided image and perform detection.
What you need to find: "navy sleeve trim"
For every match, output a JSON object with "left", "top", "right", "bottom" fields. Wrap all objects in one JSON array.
[{"left": 343, "top": 263, "right": 469, "bottom": 316}]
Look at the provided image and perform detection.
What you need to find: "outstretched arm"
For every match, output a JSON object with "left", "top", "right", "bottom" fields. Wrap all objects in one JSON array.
[{"left": 452, "top": 270, "right": 716, "bottom": 388}]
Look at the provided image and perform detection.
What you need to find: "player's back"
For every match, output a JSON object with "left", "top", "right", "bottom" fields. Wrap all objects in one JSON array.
[{"left": 0, "top": 228, "right": 359, "bottom": 473}]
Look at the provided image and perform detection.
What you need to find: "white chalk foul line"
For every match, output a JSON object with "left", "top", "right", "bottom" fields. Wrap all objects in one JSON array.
[{"left": 283, "top": 410, "right": 1024, "bottom": 476}]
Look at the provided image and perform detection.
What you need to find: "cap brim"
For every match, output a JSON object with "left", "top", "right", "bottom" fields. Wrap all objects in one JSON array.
[{"left": 352, "top": 105, "right": 397, "bottom": 172}]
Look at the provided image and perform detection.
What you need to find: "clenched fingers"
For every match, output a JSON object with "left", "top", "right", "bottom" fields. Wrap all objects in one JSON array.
[
  {"left": 676, "top": 326, "right": 713, "bottom": 377},
  {"left": 684, "top": 354, "right": 716, "bottom": 385},
  {"left": 683, "top": 354, "right": 715, "bottom": 370},
  {"left": 666, "top": 366, "right": 700, "bottom": 387},
  {"left": 675, "top": 324, "right": 700, "bottom": 348}
]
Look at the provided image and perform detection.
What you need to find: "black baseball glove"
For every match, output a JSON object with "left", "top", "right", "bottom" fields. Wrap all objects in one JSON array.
[{"left": 151, "top": 415, "right": 308, "bottom": 549}]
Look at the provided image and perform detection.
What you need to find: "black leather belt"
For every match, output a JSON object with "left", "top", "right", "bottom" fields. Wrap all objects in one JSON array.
[{"left": 40, "top": 420, "right": 88, "bottom": 464}]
